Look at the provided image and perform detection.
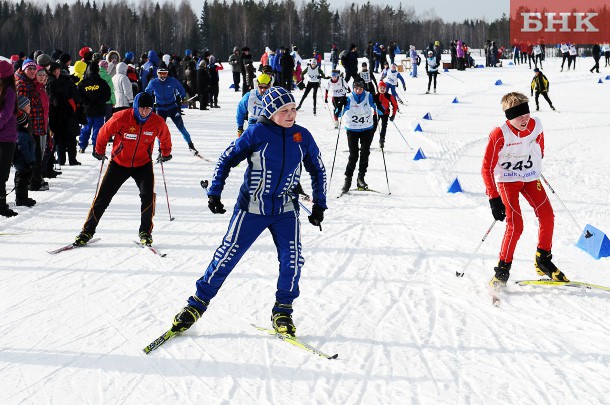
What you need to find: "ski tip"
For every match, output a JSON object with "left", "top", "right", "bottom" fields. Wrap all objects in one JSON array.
[
  {"left": 328, "top": 353, "right": 339, "bottom": 360},
  {"left": 455, "top": 271, "right": 464, "bottom": 277}
]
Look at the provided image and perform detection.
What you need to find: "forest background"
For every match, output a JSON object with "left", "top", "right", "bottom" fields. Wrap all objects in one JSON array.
[{"left": 0, "top": 0, "right": 509, "bottom": 59}]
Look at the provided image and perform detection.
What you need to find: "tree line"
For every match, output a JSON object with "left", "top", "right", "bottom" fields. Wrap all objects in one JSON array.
[{"left": 0, "top": 0, "right": 509, "bottom": 60}]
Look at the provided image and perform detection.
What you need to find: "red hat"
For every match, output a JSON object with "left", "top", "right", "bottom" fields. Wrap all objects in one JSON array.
[
  {"left": 79, "top": 47, "right": 92, "bottom": 58},
  {"left": 378, "top": 81, "right": 386, "bottom": 88},
  {"left": 0, "top": 60, "right": 13, "bottom": 79}
]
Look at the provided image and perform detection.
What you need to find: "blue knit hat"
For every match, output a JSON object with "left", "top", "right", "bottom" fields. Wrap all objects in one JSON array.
[
  {"left": 124, "top": 51, "right": 134, "bottom": 61},
  {"left": 261, "top": 86, "right": 296, "bottom": 119}
]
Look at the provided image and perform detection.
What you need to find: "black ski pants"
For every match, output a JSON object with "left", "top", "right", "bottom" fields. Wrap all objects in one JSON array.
[
  {"left": 82, "top": 161, "right": 155, "bottom": 235},
  {"left": 331, "top": 96, "right": 348, "bottom": 121},
  {"left": 298, "top": 82, "right": 320, "bottom": 111},
  {"left": 534, "top": 92, "right": 553, "bottom": 109},
  {"left": 561, "top": 52, "right": 569, "bottom": 69},
  {"left": 427, "top": 72, "right": 438, "bottom": 91},
  {"left": 0, "top": 142, "right": 16, "bottom": 198},
  {"left": 344, "top": 129, "right": 374, "bottom": 179}
]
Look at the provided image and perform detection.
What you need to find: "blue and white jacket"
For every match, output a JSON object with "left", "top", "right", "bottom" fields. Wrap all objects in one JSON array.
[
  {"left": 209, "top": 117, "right": 327, "bottom": 215},
  {"left": 145, "top": 77, "right": 187, "bottom": 111},
  {"left": 236, "top": 89, "right": 265, "bottom": 129}
]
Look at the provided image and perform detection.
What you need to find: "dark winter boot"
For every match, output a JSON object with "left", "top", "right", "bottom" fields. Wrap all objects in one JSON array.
[
  {"left": 357, "top": 175, "right": 368, "bottom": 190},
  {"left": 0, "top": 197, "right": 18, "bottom": 218},
  {"left": 379, "top": 137, "right": 385, "bottom": 149},
  {"left": 16, "top": 197, "right": 36, "bottom": 207},
  {"left": 272, "top": 311, "right": 296, "bottom": 337},
  {"left": 74, "top": 231, "right": 93, "bottom": 246},
  {"left": 341, "top": 176, "right": 352, "bottom": 194},
  {"left": 187, "top": 142, "right": 199, "bottom": 156},
  {"left": 489, "top": 260, "right": 511, "bottom": 290},
  {"left": 535, "top": 248, "right": 569, "bottom": 281},
  {"left": 139, "top": 231, "right": 153, "bottom": 246}
]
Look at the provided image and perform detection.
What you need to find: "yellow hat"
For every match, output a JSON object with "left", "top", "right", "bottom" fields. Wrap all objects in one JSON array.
[
  {"left": 257, "top": 73, "right": 271, "bottom": 85},
  {"left": 435, "top": 41, "right": 440, "bottom": 46}
]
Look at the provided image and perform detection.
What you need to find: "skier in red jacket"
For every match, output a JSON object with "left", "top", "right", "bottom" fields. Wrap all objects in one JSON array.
[
  {"left": 481, "top": 92, "right": 568, "bottom": 290},
  {"left": 373, "top": 81, "right": 398, "bottom": 149},
  {"left": 73, "top": 92, "right": 172, "bottom": 247}
]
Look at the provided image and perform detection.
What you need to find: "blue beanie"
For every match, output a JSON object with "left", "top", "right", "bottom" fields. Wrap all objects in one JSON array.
[
  {"left": 185, "top": 49, "right": 192, "bottom": 56},
  {"left": 261, "top": 86, "right": 296, "bottom": 119},
  {"left": 124, "top": 52, "right": 134, "bottom": 61}
]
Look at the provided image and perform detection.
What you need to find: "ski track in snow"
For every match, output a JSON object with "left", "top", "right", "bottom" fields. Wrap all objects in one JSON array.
[{"left": 1, "top": 55, "right": 610, "bottom": 404}]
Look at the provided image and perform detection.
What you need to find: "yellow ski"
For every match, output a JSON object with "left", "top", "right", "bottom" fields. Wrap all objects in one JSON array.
[
  {"left": 251, "top": 324, "right": 338, "bottom": 360},
  {"left": 515, "top": 279, "right": 610, "bottom": 292}
]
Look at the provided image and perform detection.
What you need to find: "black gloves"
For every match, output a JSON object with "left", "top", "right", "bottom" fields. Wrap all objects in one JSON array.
[
  {"left": 208, "top": 195, "right": 226, "bottom": 214},
  {"left": 92, "top": 151, "right": 107, "bottom": 161},
  {"left": 389, "top": 115, "right": 395, "bottom": 122},
  {"left": 489, "top": 197, "right": 506, "bottom": 221},
  {"left": 324, "top": 98, "right": 328, "bottom": 103},
  {"left": 157, "top": 154, "right": 172, "bottom": 163},
  {"left": 308, "top": 204, "right": 325, "bottom": 227}
]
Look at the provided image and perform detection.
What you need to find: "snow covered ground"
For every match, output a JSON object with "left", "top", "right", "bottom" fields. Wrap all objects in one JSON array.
[{"left": 1, "top": 56, "right": 610, "bottom": 404}]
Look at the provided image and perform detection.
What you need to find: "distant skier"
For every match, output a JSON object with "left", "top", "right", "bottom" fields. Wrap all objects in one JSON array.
[
  {"left": 324, "top": 70, "right": 350, "bottom": 128},
  {"left": 373, "top": 81, "right": 398, "bottom": 149},
  {"left": 380, "top": 62, "right": 406, "bottom": 104},
  {"left": 530, "top": 68, "right": 555, "bottom": 111},
  {"left": 296, "top": 59, "right": 327, "bottom": 115},
  {"left": 339, "top": 80, "right": 382, "bottom": 193},
  {"left": 145, "top": 67, "right": 199, "bottom": 156},
  {"left": 235, "top": 73, "right": 272, "bottom": 136},
  {"left": 482, "top": 91, "right": 568, "bottom": 291},
  {"left": 170, "top": 87, "right": 327, "bottom": 338},
  {"left": 425, "top": 50, "right": 439, "bottom": 94}
]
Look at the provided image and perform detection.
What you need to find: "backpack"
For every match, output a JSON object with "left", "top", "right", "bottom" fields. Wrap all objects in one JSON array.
[{"left": 339, "top": 50, "right": 348, "bottom": 66}]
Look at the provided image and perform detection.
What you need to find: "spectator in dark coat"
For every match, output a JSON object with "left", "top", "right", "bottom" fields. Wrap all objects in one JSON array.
[
  {"left": 344, "top": 44, "right": 360, "bottom": 83},
  {"left": 46, "top": 62, "right": 81, "bottom": 166},
  {"left": 279, "top": 48, "right": 295, "bottom": 91},
  {"left": 197, "top": 60, "right": 210, "bottom": 110},
  {"left": 77, "top": 62, "right": 111, "bottom": 154},
  {"left": 239, "top": 47, "right": 253, "bottom": 95},
  {"left": 185, "top": 60, "right": 198, "bottom": 108},
  {"left": 590, "top": 43, "right": 601, "bottom": 73}
]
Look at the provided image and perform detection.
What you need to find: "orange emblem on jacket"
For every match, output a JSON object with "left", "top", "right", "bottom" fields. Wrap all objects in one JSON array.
[{"left": 293, "top": 132, "right": 302, "bottom": 142}]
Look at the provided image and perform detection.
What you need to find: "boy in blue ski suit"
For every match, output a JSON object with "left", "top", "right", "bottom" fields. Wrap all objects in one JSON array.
[
  {"left": 172, "top": 86, "right": 327, "bottom": 337},
  {"left": 235, "top": 73, "right": 272, "bottom": 136},
  {"left": 145, "top": 67, "right": 199, "bottom": 155}
]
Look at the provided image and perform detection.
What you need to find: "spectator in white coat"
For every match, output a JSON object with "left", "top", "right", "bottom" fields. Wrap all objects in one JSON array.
[{"left": 112, "top": 62, "right": 134, "bottom": 112}]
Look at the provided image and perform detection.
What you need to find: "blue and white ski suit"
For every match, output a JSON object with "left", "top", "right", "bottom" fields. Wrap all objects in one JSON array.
[{"left": 189, "top": 117, "right": 327, "bottom": 314}]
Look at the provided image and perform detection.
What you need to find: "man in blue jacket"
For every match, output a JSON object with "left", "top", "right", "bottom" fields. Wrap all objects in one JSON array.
[
  {"left": 145, "top": 67, "right": 199, "bottom": 155},
  {"left": 170, "top": 86, "right": 327, "bottom": 337}
]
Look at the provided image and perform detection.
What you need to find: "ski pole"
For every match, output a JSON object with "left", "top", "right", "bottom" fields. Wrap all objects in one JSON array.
[
  {"left": 441, "top": 71, "right": 464, "bottom": 83},
  {"left": 456, "top": 220, "right": 497, "bottom": 277},
  {"left": 390, "top": 120, "right": 413, "bottom": 150},
  {"left": 159, "top": 159, "right": 175, "bottom": 221},
  {"left": 540, "top": 174, "right": 589, "bottom": 237},
  {"left": 328, "top": 117, "right": 343, "bottom": 188},
  {"left": 298, "top": 201, "right": 322, "bottom": 232},
  {"left": 380, "top": 144, "right": 391, "bottom": 195},
  {"left": 93, "top": 158, "right": 106, "bottom": 200}
]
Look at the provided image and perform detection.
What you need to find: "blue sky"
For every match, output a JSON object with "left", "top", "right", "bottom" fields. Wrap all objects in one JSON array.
[{"left": 188, "top": 0, "right": 510, "bottom": 22}]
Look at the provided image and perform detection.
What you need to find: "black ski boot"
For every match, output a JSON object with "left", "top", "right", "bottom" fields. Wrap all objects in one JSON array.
[
  {"left": 172, "top": 306, "right": 202, "bottom": 332},
  {"left": 489, "top": 260, "right": 511, "bottom": 290},
  {"left": 74, "top": 231, "right": 93, "bottom": 246},
  {"left": 356, "top": 176, "right": 368, "bottom": 190},
  {"left": 139, "top": 231, "right": 153, "bottom": 246},
  {"left": 16, "top": 197, "right": 36, "bottom": 207},
  {"left": 187, "top": 142, "right": 199, "bottom": 156},
  {"left": 535, "top": 248, "right": 569, "bottom": 281},
  {"left": 341, "top": 176, "right": 352, "bottom": 194},
  {"left": 272, "top": 312, "right": 296, "bottom": 337}
]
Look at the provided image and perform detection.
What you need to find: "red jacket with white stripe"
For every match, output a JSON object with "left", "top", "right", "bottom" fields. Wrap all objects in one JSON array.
[{"left": 95, "top": 109, "right": 172, "bottom": 168}]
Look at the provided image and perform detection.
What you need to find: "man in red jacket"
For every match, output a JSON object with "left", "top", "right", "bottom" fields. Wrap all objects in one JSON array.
[
  {"left": 74, "top": 92, "right": 172, "bottom": 246},
  {"left": 481, "top": 92, "right": 568, "bottom": 290}
]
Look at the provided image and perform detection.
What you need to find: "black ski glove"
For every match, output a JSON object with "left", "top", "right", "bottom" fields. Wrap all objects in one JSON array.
[
  {"left": 92, "top": 151, "right": 107, "bottom": 161},
  {"left": 308, "top": 204, "right": 325, "bottom": 226},
  {"left": 157, "top": 154, "right": 172, "bottom": 163},
  {"left": 208, "top": 195, "right": 226, "bottom": 214},
  {"left": 389, "top": 115, "right": 395, "bottom": 122},
  {"left": 489, "top": 197, "right": 506, "bottom": 221}
]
